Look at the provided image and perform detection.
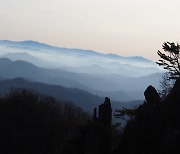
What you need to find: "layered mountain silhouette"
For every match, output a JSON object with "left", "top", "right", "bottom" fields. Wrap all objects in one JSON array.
[
  {"left": 0, "top": 58, "right": 162, "bottom": 101},
  {"left": 0, "top": 52, "right": 45, "bottom": 66},
  {"left": 0, "top": 40, "right": 177, "bottom": 154},
  {"left": 0, "top": 40, "right": 154, "bottom": 64},
  {"left": 0, "top": 77, "right": 103, "bottom": 112},
  {"left": 0, "top": 40, "right": 161, "bottom": 77},
  {"left": 0, "top": 40, "right": 164, "bottom": 103},
  {"left": 0, "top": 77, "right": 140, "bottom": 112}
]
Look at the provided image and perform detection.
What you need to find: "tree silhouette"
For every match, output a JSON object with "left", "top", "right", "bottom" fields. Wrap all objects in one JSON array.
[
  {"left": 156, "top": 42, "right": 180, "bottom": 79},
  {"left": 0, "top": 89, "right": 88, "bottom": 153},
  {"left": 158, "top": 72, "right": 175, "bottom": 100}
]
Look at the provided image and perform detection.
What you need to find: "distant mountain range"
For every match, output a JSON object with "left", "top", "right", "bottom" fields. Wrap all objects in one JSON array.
[
  {"left": 0, "top": 40, "right": 154, "bottom": 64},
  {"left": 0, "top": 77, "right": 142, "bottom": 112},
  {"left": 0, "top": 52, "right": 45, "bottom": 67},
  {"left": 0, "top": 40, "right": 161, "bottom": 77},
  {"left": 0, "top": 58, "right": 162, "bottom": 101},
  {"left": 0, "top": 40, "right": 163, "bottom": 105}
]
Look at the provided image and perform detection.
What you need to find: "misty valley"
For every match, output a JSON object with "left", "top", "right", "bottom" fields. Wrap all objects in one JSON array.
[
  {"left": 0, "top": 40, "right": 180, "bottom": 154},
  {"left": 0, "top": 40, "right": 163, "bottom": 104}
]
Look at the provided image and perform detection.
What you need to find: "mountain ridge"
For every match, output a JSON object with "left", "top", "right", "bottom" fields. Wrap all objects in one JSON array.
[
  {"left": 0, "top": 58, "right": 162, "bottom": 101},
  {"left": 0, "top": 77, "right": 103, "bottom": 112},
  {"left": 0, "top": 40, "right": 154, "bottom": 63}
]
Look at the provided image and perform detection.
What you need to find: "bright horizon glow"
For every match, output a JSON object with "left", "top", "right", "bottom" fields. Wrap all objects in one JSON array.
[{"left": 1, "top": 0, "right": 180, "bottom": 61}]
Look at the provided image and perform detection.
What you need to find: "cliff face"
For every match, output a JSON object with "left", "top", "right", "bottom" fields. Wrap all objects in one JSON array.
[{"left": 117, "top": 78, "right": 180, "bottom": 154}]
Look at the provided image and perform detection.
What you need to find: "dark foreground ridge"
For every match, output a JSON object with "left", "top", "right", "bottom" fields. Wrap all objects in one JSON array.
[
  {"left": 115, "top": 78, "right": 180, "bottom": 154},
  {"left": 0, "top": 89, "right": 88, "bottom": 154},
  {"left": 0, "top": 78, "right": 180, "bottom": 154}
]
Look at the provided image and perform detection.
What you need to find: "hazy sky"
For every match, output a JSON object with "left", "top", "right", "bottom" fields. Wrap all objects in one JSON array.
[{"left": 1, "top": 0, "right": 180, "bottom": 60}]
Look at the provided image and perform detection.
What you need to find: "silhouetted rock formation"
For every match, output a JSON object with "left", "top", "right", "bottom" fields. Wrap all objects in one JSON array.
[
  {"left": 93, "top": 107, "right": 97, "bottom": 120},
  {"left": 87, "top": 97, "right": 112, "bottom": 154},
  {"left": 115, "top": 78, "right": 180, "bottom": 154},
  {"left": 98, "top": 97, "right": 112, "bottom": 127},
  {"left": 61, "top": 97, "right": 112, "bottom": 154},
  {"left": 144, "top": 85, "right": 161, "bottom": 105}
]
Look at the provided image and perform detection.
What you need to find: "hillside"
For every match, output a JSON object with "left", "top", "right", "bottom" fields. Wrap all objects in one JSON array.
[
  {"left": 0, "top": 77, "right": 104, "bottom": 112},
  {"left": 0, "top": 58, "right": 162, "bottom": 101}
]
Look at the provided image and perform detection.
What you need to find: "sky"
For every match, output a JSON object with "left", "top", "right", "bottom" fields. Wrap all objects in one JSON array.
[{"left": 1, "top": 0, "right": 180, "bottom": 61}]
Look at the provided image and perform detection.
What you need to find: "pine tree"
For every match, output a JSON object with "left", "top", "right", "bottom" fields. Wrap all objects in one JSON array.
[{"left": 156, "top": 42, "right": 180, "bottom": 79}]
